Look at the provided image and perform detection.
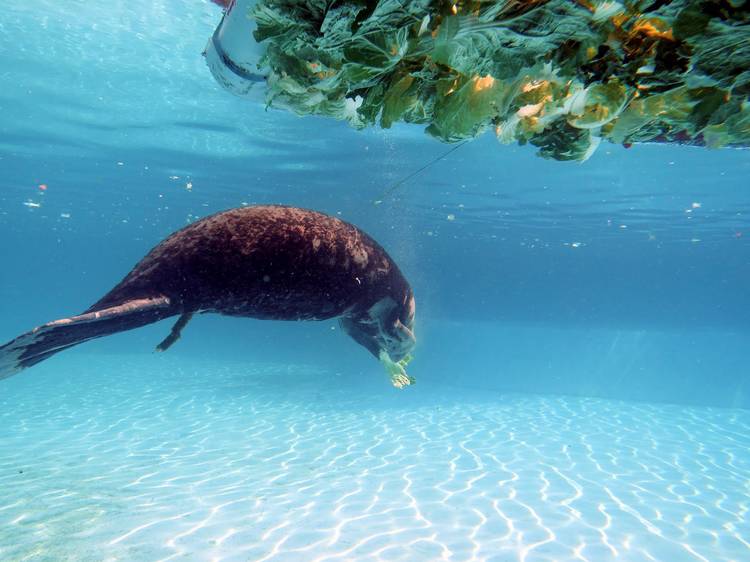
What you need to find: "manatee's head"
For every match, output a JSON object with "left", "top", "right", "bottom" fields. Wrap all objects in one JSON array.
[{"left": 340, "top": 293, "right": 416, "bottom": 362}]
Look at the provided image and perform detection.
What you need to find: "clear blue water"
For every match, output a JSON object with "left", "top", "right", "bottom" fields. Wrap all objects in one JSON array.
[{"left": 1, "top": 1, "right": 749, "bottom": 560}]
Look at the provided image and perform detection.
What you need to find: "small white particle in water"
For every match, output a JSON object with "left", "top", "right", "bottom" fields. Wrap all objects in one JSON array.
[
  {"left": 117, "top": 161, "right": 124, "bottom": 166},
  {"left": 685, "top": 209, "right": 692, "bottom": 214},
  {"left": 186, "top": 181, "right": 193, "bottom": 191},
  {"left": 571, "top": 242, "right": 582, "bottom": 248},
  {"left": 23, "top": 200, "right": 41, "bottom": 208},
  {"left": 692, "top": 202, "right": 701, "bottom": 209},
  {"left": 60, "top": 213, "right": 71, "bottom": 219},
  {"left": 447, "top": 214, "right": 455, "bottom": 221},
  {"left": 169, "top": 175, "right": 179, "bottom": 180},
  {"left": 619, "top": 224, "right": 627, "bottom": 229},
  {"left": 426, "top": 231, "right": 434, "bottom": 236},
  {"left": 691, "top": 238, "right": 701, "bottom": 243}
]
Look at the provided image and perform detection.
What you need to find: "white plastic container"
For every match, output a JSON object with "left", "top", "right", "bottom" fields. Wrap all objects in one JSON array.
[{"left": 204, "top": 0, "right": 267, "bottom": 99}]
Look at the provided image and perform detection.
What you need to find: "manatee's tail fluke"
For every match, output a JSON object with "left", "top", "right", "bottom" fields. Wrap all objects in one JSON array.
[{"left": 0, "top": 297, "right": 174, "bottom": 381}]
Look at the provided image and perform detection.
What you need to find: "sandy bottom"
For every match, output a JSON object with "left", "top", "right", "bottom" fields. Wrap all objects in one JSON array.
[{"left": 0, "top": 355, "right": 748, "bottom": 562}]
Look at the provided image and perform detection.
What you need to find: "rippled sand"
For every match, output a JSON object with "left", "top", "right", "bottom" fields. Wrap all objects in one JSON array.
[{"left": 1, "top": 355, "right": 748, "bottom": 561}]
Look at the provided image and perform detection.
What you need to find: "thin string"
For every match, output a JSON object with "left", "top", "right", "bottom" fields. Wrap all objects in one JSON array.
[{"left": 374, "top": 140, "right": 468, "bottom": 204}]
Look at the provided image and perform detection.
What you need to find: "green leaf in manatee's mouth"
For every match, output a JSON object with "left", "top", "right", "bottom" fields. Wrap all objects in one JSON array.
[{"left": 379, "top": 350, "right": 415, "bottom": 389}]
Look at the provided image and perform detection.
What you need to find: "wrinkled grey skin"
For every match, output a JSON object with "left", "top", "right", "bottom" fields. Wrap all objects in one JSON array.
[{"left": 340, "top": 293, "right": 416, "bottom": 363}]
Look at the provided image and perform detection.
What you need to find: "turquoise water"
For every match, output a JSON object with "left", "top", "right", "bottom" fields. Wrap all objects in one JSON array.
[
  {"left": 1, "top": 1, "right": 749, "bottom": 560},
  {"left": 3, "top": 357, "right": 750, "bottom": 561}
]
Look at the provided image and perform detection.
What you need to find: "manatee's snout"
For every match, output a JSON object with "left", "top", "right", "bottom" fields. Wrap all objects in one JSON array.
[
  {"left": 340, "top": 295, "right": 416, "bottom": 362},
  {"left": 385, "top": 317, "right": 416, "bottom": 362}
]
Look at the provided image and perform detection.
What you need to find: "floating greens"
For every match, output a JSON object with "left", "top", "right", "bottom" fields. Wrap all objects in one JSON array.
[{"left": 249, "top": 0, "right": 749, "bottom": 161}]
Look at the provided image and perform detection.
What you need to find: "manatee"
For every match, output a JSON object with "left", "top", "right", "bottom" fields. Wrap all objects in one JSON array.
[{"left": 0, "top": 206, "right": 416, "bottom": 387}]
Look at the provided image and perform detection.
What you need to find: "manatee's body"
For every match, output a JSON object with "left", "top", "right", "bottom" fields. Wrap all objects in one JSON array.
[{"left": 0, "top": 206, "right": 416, "bottom": 382}]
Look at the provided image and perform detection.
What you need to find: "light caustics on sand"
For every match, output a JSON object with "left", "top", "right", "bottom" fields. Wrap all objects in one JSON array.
[{"left": 0, "top": 357, "right": 749, "bottom": 561}]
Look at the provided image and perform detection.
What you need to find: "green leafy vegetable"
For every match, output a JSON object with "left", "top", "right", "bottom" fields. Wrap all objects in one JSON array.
[
  {"left": 379, "top": 350, "right": 415, "bottom": 389},
  {"left": 248, "top": 0, "right": 750, "bottom": 161}
]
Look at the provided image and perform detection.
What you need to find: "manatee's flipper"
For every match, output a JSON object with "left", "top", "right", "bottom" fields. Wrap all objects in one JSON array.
[
  {"left": 0, "top": 297, "right": 173, "bottom": 381},
  {"left": 155, "top": 312, "right": 193, "bottom": 352}
]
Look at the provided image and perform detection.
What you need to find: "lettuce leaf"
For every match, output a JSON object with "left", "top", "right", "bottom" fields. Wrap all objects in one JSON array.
[{"left": 247, "top": 0, "right": 750, "bottom": 161}]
